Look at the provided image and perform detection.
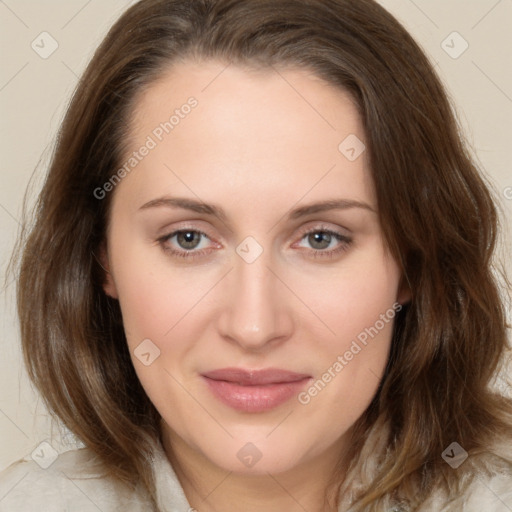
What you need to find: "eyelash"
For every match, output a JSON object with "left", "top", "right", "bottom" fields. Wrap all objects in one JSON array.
[{"left": 157, "top": 225, "right": 352, "bottom": 261}]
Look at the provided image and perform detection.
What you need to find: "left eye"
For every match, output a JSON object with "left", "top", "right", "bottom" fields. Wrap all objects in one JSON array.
[
  {"left": 296, "top": 229, "right": 349, "bottom": 252},
  {"left": 298, "top": 231, "right": 340, "bottom": 250}
]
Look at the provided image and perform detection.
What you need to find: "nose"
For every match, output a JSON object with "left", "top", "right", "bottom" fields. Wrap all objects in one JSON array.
[{"left": 217, "top": 248, "right": 294, "bottom": 351}]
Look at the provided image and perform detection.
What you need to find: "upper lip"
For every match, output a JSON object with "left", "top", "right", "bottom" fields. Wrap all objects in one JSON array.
[{"left": 202, "top": 367, "right": 311, "bottom": 386}]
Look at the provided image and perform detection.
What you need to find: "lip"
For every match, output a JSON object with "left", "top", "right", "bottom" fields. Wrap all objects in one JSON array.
[{"left": 201, "top": 367, "right": 312, "bottom": 413}]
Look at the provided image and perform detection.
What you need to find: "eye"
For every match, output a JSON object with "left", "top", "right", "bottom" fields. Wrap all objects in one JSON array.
[
  {"left": 295, "top": 226, "right": 352, "bottom": 259},
  {"left": 158, "top": 229, "right": 214, "bottom": 259},
  {"left": 157, "top": 225, "right": 352, "bottom": 261},
  {"left": 302, "top": 231, "right": 336, "bottom": 250}
]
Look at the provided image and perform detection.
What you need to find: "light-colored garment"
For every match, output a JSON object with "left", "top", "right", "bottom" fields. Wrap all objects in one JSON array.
[
  {"left": 0, "top": 442, "right": 190, "bottom": 512},
  {"left": 1, "top": 439, "right": 511, "bottom": 511}
]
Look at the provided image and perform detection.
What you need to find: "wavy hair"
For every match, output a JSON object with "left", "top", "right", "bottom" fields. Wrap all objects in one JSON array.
[{"left": 10, "top": 0, "right": 512, "bottom": 509}]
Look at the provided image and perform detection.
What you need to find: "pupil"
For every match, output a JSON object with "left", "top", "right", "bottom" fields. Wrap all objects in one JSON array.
[
  {"left": 178, "top": 231, "right": 200, "bottom": 249},
  {"left": 309, "top": 232, "right": 331, "bottom": 250}
]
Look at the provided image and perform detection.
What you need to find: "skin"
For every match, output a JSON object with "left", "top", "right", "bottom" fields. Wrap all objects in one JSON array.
[{"left": 102, "top": 60, "right": 409, "bottom": 512}]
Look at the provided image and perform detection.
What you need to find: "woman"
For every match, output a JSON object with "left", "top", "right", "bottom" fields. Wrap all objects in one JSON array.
[{"left": 1, "top": 0, "right": 511, "bottom": 510}]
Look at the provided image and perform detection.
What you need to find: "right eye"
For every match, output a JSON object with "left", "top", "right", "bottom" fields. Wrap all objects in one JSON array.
[{"left": 158, "top": 229, "right": 215, "bottom": 259}]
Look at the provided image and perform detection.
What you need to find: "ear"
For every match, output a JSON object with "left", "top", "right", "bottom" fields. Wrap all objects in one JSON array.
[{"left": 97, "top": 242, "right": 118, "bottom": 299}]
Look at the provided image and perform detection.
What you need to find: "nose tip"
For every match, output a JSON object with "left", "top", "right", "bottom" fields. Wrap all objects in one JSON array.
[
  {"left": 229, "top": 321, "right": 277, "bottom": 350},
  {"left": 217, "top": 254, "right": 294, "bottom": 350}
]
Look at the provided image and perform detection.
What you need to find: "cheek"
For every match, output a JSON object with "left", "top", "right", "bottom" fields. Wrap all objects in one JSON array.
[
  {"left": 109, "top": 227, "right": 207, "bottom": 342},
  {"left": 115, "top": 272, "right": 173, "bottom": 343},
  {"left": 110, "top": 248, "right": 224, "bottom": 398},
  {"left": 112, "top": 262, "right": 209, "bottom": 406},
  {"left": 291, "top": 249, "right": 400, "bottom": 422},
  {"left": 291, "top": 245, "right": 401, "bottom": 351}
]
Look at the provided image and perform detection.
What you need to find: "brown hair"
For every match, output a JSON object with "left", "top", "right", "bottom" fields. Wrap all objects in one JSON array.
[{"left": 10, "top": 0, "right": 512, "bottom": 509}]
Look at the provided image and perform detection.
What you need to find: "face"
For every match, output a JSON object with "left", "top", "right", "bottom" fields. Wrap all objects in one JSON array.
[{"left": 102, "top": 60, "right": 408, "bottom": 476}]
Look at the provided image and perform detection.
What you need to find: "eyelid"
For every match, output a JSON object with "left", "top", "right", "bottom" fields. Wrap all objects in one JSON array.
[
  {"left": 294, "top": 222, "right": 351, "bottom": 239},
  {"left": 155, "top": 219, "right": 218, "bottom": 240}
]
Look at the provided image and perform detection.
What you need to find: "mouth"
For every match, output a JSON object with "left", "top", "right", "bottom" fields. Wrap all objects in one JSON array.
[{"left": 201, "top": 367, "right": 312, "bottom": 413}]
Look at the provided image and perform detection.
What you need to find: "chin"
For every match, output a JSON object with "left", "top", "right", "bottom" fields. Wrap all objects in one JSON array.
[{"left": 203, "top": 437, "right": 306, "bottom": 476}]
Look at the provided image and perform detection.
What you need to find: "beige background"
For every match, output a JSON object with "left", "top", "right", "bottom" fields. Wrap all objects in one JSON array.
[{"left": 1, "top": 0, "right": 511, "bottom": 471}]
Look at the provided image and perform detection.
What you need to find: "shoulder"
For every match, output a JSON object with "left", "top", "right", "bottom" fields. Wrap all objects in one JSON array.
[
  {"left": 457, "top": 440, "right": 512, "bottom": 511},
  {"left": 417, "top": 463, "right": 512, "bottom": 511},
  {"left": 457, "top": 471, "right": 512, "bottom": 511},
  {"left": 0, "top": 447, "right": 150, "bottom": 512}
]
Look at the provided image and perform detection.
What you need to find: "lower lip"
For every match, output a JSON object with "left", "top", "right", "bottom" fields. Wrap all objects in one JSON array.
[{"left": 202, "top": 376, "right": 311, "bottom": 413}]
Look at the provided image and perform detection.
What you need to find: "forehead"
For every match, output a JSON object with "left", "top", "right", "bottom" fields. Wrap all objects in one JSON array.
[{"left": 115, "top": 60, "right": 375, "bottom": 213}]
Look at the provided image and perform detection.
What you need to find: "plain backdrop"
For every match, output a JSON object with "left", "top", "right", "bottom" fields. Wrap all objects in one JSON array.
[{"left": 1, "top": 0, "right": 511, "bottom": 470}]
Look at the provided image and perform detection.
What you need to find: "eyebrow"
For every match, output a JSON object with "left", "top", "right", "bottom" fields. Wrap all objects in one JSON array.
[
  {"left": 138, "top": 196, "right": 376, "bottom": 221},
  {"left": 139, "top": 197, "right": 228, "bottom": 221},
  {"left": 288, "top": 199, "right": 376, "bottom": 218}
]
